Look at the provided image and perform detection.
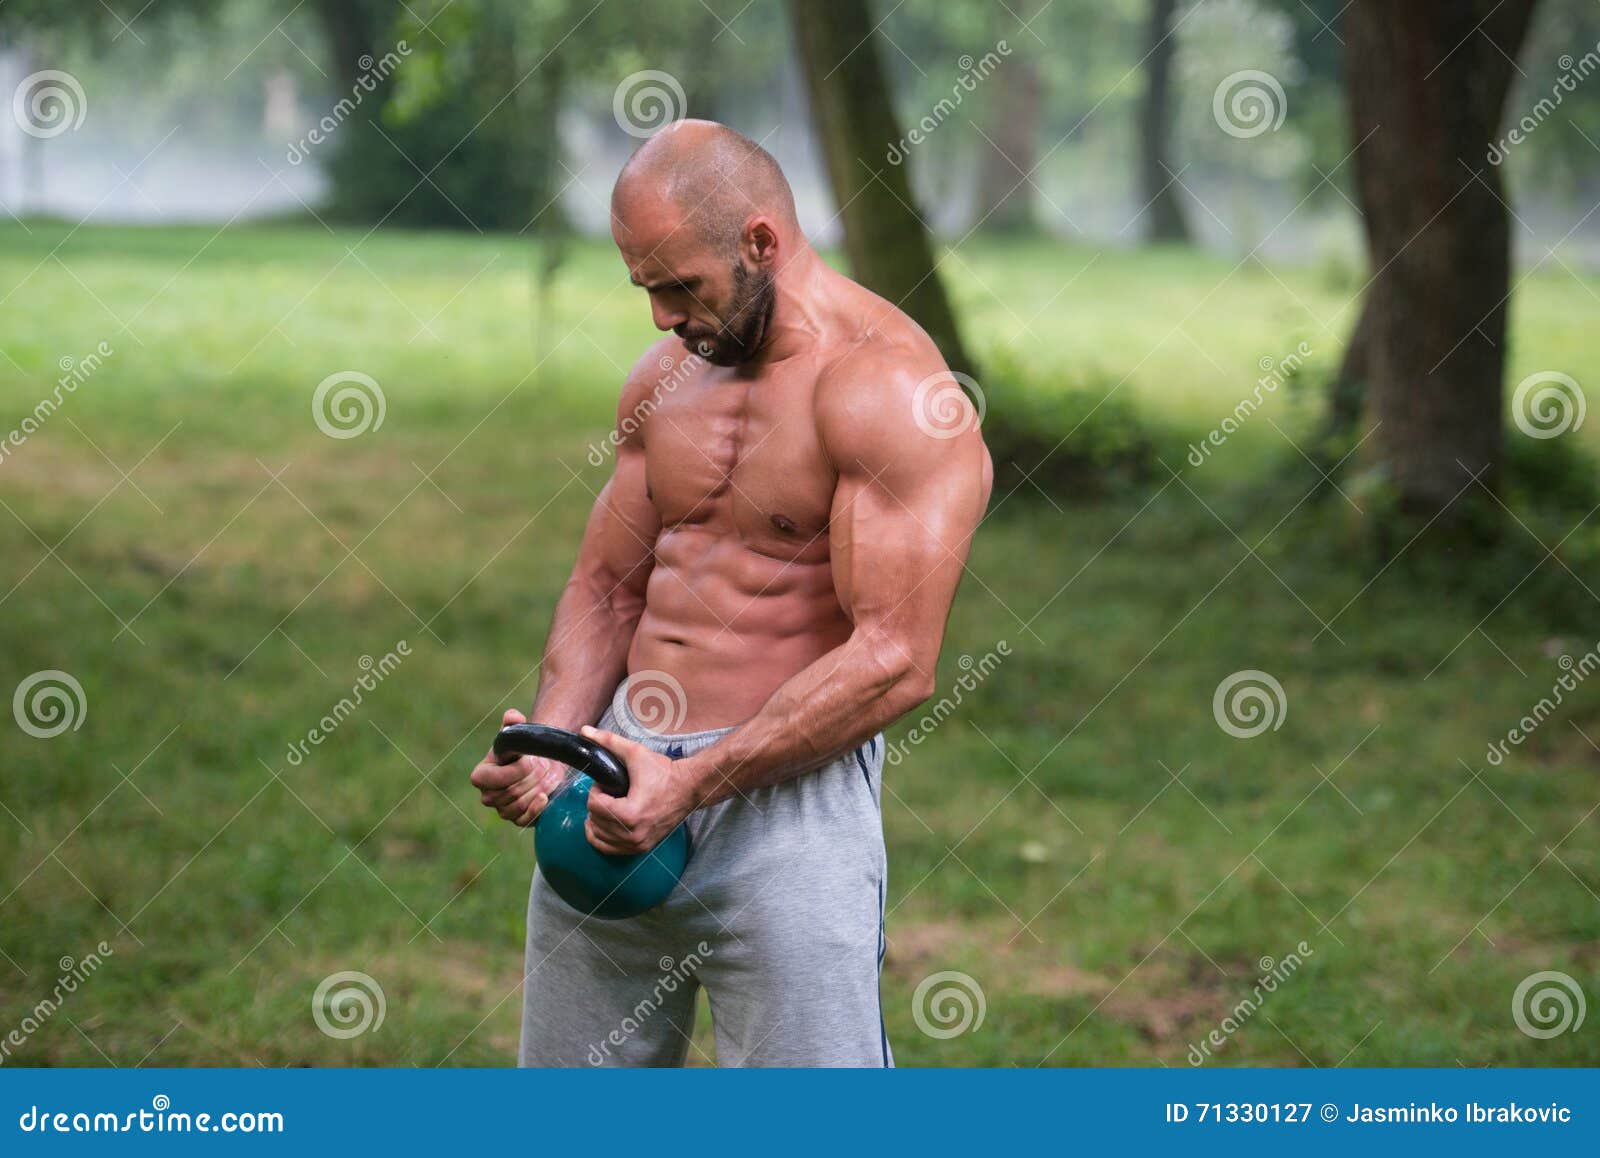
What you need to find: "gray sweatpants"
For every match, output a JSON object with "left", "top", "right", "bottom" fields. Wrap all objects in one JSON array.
[{"left": 518, "top": 681, "right": 892, "bottom": 1067}]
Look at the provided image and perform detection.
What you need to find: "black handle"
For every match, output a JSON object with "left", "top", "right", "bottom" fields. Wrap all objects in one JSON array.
[{"left": 492, "top": 723, "right": 629, "bottom": 797}]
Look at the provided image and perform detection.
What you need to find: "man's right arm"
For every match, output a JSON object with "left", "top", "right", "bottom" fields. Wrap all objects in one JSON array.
[
  {"left": 527, "top": 406, "right": 659, "bottom": 728},
  {"left": 470, "top": 346, "right": 668, "bottom": 824}
]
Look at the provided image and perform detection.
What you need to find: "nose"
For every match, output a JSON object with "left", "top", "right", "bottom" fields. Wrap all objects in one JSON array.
[{"left": 650, "top": 299, "right": 688, "bottom": 333}]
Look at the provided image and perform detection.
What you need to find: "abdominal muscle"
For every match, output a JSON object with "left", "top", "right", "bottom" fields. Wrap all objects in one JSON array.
[{"left": 624, "top": 526, "right": 852, "bottom": 732}]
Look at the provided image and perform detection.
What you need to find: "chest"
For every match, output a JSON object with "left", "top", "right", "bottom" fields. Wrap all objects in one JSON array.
[{"left": 642, "top": 371, "right": 835, "bottom": 556}]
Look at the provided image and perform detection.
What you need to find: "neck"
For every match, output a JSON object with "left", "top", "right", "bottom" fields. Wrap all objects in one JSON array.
[{"left": 746, "top": 243, "right": 835, "bottom": 367}]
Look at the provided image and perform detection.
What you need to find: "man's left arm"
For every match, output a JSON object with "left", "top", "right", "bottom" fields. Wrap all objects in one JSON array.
[{"left": 583, "top": 352, "right": 992, "bottom": 854}]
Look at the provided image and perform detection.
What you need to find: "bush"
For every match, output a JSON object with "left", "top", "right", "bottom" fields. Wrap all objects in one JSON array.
[
  {"left": 977, "top": 349, "right": 1158, "bottom": 500},
  {"left": 321, "top": 97, "right": 543, "bottom": 231},
  {"left": 1313, "top": 431, "right": 1600, "bottom": 623},
  {"left": 1504, "top": 429, "right": 1600, "bottom": 518}
]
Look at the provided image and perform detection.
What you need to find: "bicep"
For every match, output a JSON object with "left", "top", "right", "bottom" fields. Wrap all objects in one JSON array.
[{"left": 830, "top": 435, "right": 985, "bottom": 669}]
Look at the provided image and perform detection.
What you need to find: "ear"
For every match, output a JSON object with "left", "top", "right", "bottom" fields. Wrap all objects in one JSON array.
[{"left": 744, "top": 217, "right": 780, "bottom": 265}]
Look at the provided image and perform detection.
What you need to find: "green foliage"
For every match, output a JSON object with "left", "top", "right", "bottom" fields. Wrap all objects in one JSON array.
[
  {"left": 979, "top": 346, "right": 1158, "bottom": 498},
  {"left": 1503, "top": 0, "right": 1600, "bottom": 199},
  {"left": 0, "top": 0, "right": 214, "bottom": 45},
  {"left": 321, "top": 84, "right": 541, "bottom": 231},
  {"left": 316, "top": 0, "right": 552, "bottom": 230},
  {"left": 1306, "top": 433, "right": 1600, "bottom": 622},
  {"left": 1497, "top": 433, "right": 1600, "bottom": 621},
  {"left": 1505, "top": 427, "right": 1600, "bottom": 518}
]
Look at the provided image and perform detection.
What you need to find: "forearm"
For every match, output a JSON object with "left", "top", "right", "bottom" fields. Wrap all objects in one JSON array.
[
  {"left": 527, "top": 573, "right": 645, "bottom": 730},
  {"left": 677, "top": 632, "right": 931, "bottom": 809}
]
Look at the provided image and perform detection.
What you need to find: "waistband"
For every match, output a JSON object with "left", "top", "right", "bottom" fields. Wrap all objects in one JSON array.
[{"left": 604, "top": 678, "right": 738, "bottom": 756}]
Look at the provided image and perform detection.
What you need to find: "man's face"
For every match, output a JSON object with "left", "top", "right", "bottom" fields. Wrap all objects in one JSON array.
[{"left": 615, "top": 213, "right": 776, "bottom": 367}]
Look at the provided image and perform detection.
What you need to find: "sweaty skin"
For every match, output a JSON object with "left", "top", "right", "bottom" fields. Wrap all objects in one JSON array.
[{"left": 470, "top": 120, "right": 992, "bottom": 855}]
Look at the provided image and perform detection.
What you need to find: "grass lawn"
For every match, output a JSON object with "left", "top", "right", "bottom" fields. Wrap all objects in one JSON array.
[{"left": 0, "top": 221, "right": 1596, "bottom": 1067}]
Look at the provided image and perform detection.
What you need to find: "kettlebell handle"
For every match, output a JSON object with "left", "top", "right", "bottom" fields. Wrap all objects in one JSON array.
[{"left": 493, "top": 723, "right": 629, "bottom": 797}]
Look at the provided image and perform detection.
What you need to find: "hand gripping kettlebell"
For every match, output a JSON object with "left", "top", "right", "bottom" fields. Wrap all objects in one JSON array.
[{"left": 493, "top": 723, "right": 690, "bottom": 919}]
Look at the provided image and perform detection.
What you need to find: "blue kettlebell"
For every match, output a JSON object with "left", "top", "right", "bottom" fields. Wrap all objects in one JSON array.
[{"left": 493, "top": 723, "right": 690, "bottom": 920}]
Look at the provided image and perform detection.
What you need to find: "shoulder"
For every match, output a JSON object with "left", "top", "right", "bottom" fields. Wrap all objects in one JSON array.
[
  {"left": 616, "top": 337, "right": 700, "bottom": 446},
  {"left": 620, "top": 336, "right": 698, "bottom": 411},
  {"left": 813, "top": 331, "right": 985, "bottom": 477}
]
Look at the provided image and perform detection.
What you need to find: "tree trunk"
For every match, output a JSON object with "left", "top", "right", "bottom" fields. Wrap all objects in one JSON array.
[
  {"left": 1320, "top": 291, "right": 1375, "bottom": 446},
  {"left": 1344, "top": 0, "right": 1538, "bottom": 530},
  {"left": 678, "top": 3, "right": 723, "bottom": 124},
  {"left": 973, "top": 0, "right": 1041, "bottom": 234},
  {"left": 1138, "top": 0, "right": 1191, "bottom": 243},
  {"left": 788, "top": 0, "right": 977, "bottom": 377},
  {"left": 1305, "top": 289, "right": 1376, "bottom": 496},
  {"left": 311, "top": 0, "right": 388, "bottom": 95}
]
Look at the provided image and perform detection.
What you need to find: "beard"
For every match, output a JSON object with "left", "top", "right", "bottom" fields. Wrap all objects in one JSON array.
[{"left": 681, "top": 262, "right": 775, "bottom": 366}]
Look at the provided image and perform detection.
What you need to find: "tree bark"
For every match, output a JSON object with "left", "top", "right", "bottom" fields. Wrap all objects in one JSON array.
[
  {"left": 1138, "top": 0, "right": 1191, "bottom": 243},
  {"left": 678, "top": 3, "right": 723, "bottom": 124},
  {"left": 1320, "top": 291, "right": 1375, "bottom": 446},
  {"left": 788, "top": 0, "right": 976, "bottom": 376},
  {"left": 311, "top": 0, "right": 389, "bottom": 95},
  {"left": 973, "top": 0, "right": 1041, "bottom": 234},
  {"left": 1344, "top": 0, "right": 1538, "bottom": 527}
]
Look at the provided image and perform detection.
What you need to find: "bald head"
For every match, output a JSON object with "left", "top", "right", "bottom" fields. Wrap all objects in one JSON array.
[{"left": 611, "top": 120, "right": 798, "bottom": 257}]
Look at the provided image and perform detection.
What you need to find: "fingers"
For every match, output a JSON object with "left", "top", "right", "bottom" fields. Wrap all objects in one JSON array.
[
  {"left": 493, "top": 710, "right": 530, "bottom": 765},
  {"left": 479, "top": 766, "right": 543, "bottom": 807},
  {"left": 473, "top": 710, "right": 543, "bottom": 825},
  {"left": 504, "top": 782, "right": 549, "bottom": 825},
  {"left": 470, "top": 752, "right": 534, "bottom": 792},
  {"left": 474, "top": 747, "right": 569, "bottom": 824},
  {"left": 513, "top": 789, "right": 550, "bottom": 827},
  {"left": 478, "top": 759, "right": 567, "bottom": 812},
  {"left": 485, "top": 776, "right": 536, "bottom": 812},
  {"left": 584, "top": 815, "right": 638, "bottom": 856},
  {"left": 473, "top": 715, "right": 638, "bottom": 833},
  {"left": 579, "top": 725, "right": 650, "bottom": 805},
  {"left": 584, "top": 794, "right": 649, "bottom": 852},
  {"left": 580, "top": 725, "right": 646, "bottom": 770}
]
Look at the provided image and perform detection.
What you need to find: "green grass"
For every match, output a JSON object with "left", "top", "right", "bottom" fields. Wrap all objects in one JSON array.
[{"left": 0, "top": 222, "right": 1596, "bottom": 1067}]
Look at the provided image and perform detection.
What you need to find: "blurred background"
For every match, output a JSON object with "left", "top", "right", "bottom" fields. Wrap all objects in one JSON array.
[{"left": 0, "top": 0, "right": 1596, "bottom": 1067}]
